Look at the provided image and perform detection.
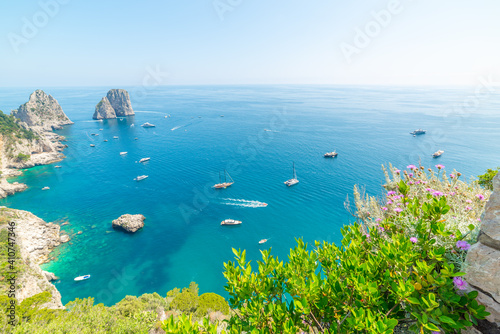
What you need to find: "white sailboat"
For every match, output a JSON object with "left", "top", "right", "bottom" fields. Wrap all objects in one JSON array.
[
  {"left": 284, "top": 162, "right": 299, "bottom": 187},
  {"left": 213, "top": 170, "right": 234, "bottom": 189}
]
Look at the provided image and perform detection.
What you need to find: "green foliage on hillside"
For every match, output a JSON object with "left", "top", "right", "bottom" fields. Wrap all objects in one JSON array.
[
  {"left": 477, "top": 167, "right": 499, "bottom": 190},
  {"left": 0, "top": 110, "right": 36, "bottom": 141},
  {"left": 15, "top": 153, "right": 30, "bottom": 162}
]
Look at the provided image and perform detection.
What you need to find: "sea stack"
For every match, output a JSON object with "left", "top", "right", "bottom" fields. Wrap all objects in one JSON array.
[
  {"left": 93, "top": 97, "right": 116, "bottom": 120},
  {"left": 93, "top": 89, "right": 134, "bottom": 119},
  {"left": 12, "top": 90, "right": 73, "bottom": 131}
]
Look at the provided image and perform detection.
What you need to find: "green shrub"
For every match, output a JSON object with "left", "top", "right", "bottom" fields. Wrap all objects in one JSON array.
[
  {"left": 170, "top": 289, "right": 198, "bottom": 314},
  {"left": 0, "top": 110, "right": 36, "bottom": 140},
  {"left": 16, "top": 153, "right": 30, "bottom": 162},
  {"left": 477, "top": 167, "right": 499, "bottom": 190},
  {"left": 195, "top": 293, "right": 229, "bottom": 317}
]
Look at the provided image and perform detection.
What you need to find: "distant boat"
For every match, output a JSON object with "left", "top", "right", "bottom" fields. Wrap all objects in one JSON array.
[
  {"left": 284, "top": 162, "right": 299, "bottom": 187},
  {"left": 74, "top": 275, "right": 90, "bottom": 281},
  {"left": 221, "top": 219, "right": 242, "bottom": 226},
  {"left": 220, "top": 115, "right": 224, "bottom": 117},
  {"left": 99, "top": 128, "right": 103, "bottom": 131},
  {"left": 134, "top": 137, "right": 138, "bottom": 140},
  {"left": 130, "top": 124, "right": 134, "bottom": 127},
  {"left": 55, "top": 165, "right": 62, "bottom": 168},
  {"left": 259, "top": 239, "right": 268, "bottom": 244},
  {"left": 213, "top": 170, "right": 234, "bottom": 189},
  {"left": 104, "top": 139, "right": 108, "bottom": 142},
  {"left": 90, "top": 144, "right": 95, "bottom": 147},
  {"left": 42, "top": 186, "right": 50, "bottom": 190},
  {"left": 91, "top": 133, "right": 97, "bottom": 136},
  {"left": 198, "top": 116, "right": 202, "bottom": 118},
  {"left": 432, "top": 150, "right": 444, "bottom": 158},
  {"left": 324, "top": 150, "right": 338, "bottom": 158},
  {"left": 120, "top": 152, "right": 128, "bottom": 156},
  {"left": 113, "top": 136, "right": 119, "bottom": 139},
  {"left": 139, "top": 157, "right": 150, "bottom": 163},
  {"left": 141, "top": 122, "right": 155, "bottom": 128},
  {"left": 410, "top": 129, "right": 426, "bottom": 135},
  {"left": 134, "top": 175, "right": 148, "bottom": 181}
]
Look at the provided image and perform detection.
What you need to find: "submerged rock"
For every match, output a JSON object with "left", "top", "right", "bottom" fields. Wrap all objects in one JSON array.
[
  {"left": 93, "top": 96, "right": 116, "bottom": 120},
  {"left": 106, "top": 89, "right": 134, "bottom": 116},
  {"left": 112, "top": 214, "right": 145, "bottom": 233}
]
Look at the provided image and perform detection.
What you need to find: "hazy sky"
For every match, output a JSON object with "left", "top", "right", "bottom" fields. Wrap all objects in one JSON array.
[{"left": 0, "top": 0, "right": 499, "bottom": 86}]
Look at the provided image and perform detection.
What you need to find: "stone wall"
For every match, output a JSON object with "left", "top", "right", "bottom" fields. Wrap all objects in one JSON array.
[{"left": 465, "top": 173, "right": 500, "bottom": 332}]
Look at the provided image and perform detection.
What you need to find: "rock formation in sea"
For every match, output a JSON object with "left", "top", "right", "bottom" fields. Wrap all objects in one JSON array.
[
  {"left": 1, "top": 207, "right": 65, "bottom": 309},
  {"left": 92, "top": 89, "right": 134, "bottom": 119},
  {"left": 0, "top": 90, "right": 73, "bottom": 197},
  {"left": 464, "top": 172, "right": 500, "bottom": 331},
  {"left": 112, "top": 214, "right": 145, "bottom": 233},
  {"left": 93, "top": 97, "right": 117, "bottom": 120},
  {"left": 11, "top": 89, "right": 73, "bottom": 132},
  {"left": 107, "top": 89, "right": 134, "bottom": 116}
]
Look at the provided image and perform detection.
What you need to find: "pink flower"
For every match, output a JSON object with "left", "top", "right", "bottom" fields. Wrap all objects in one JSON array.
[
  {"left": 387, "top": 191, "right": 396, "bottom": 196},
  {"left": 449, "top": 192, "right": 456, "bottom": 196},
  {"left": 395, "top": 169, "right": 400, "bottom": 174},
  {"left": 456, "top": 240, "right": 470, "bottom": 251},
  {"left": 426, "top": 188, "right": 434, "bottom": 192},
  {"left": 466, "top": 199, "right": 472, "bottom": 204},
  {"left": 465, "top": 206, "right": 472, "bottom": 211},
  {"left": 407, "top": 164, "right": 417, "bottom": 170},
  {"left": 387, "top": 200, "right": 393, "bottom": 205},
  {"left": 476, "top": 194, "right": 485, "bottom": 200},
  {"left": 450, "top": 174, "right": 455, "bottom": 178},
  {"left": 375, "top": 218, "right": 382, "bottom": 222},
  {"left": 394, "top": 208, "right": 403, "bottom": 213},
  {"left": 381, "top": 207, "right": 388, "bottom": 211},
  {"left": 409, "top": 181, "right": 414, "bottom": 185},
  {"left": 432, "top": 191, "right": 443, "bottom": 197},
  {"left": 453, "top": 277, "right": 468, "bottom": 290},
  {"left": 435, "top": 164, "right": 445, "bottom": 169},
  {"left": 409, "top": 173, "right": 414, "bottom": 177},
  {"left": 410, "top": 237, "right": 418, "bottom": 243}
]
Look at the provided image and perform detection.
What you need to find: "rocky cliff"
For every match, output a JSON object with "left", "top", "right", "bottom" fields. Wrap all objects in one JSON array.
[
  {"left": 107, "top": 89, "right": 134, "bottom": 116},
  {"left": 11, "top": 90, "right": 73, "bottom": 132},
  {"left": 1, "top": 207, "right": 68, "bottom": 309},
  {"left": 93, "top": 97, "right": 116, "bottom": 120},
  {"left": 464, "top": 173, "right": 500, "bottom": 332},
  {"left": 93, "top": 89, "right": 134, "bottom": 119}
]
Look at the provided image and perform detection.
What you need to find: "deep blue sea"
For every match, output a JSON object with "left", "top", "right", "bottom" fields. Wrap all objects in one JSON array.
[{"left": 0, "top": 85, "right": 499, "bottom": 305}]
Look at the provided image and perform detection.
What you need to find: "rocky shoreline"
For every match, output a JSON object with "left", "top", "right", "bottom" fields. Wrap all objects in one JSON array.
[{"left": 1, "top": 207, "right": 69, "bottom": 309}]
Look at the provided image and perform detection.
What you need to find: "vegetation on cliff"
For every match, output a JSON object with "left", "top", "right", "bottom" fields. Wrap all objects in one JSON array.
[
  {"left": 0, "top": 164, "right": 493, "bottom": 333},
  {"left": 0, "top": 111, "right": 37, "bottom": 141}
]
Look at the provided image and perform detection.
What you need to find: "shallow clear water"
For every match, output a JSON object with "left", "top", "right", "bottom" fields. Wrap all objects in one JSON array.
[{"left": 0, "top": 85, "right": 499, "bottom": 305}]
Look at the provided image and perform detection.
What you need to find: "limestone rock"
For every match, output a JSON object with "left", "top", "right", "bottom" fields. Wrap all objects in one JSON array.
[
  {"left": 466, "top": 243, "right": 500, "bottom": 303},
  {"left": 480, "top": 173, "right": 500, "bottom": 243},
  {"left": 0, "top": 207, "right": 65, "bottom": 309},
  {"left": 42, "top": 271, "right": 58, "bottom": 282},
  {"left": 12, "top": 90, "right": 73, "bottom": 132},
  {"left": 60, "top": 234, "right": 70, "bottom": 243},
  {"left": 93, "top": 97, "right": 116, "bottom": 120},
  {"left": 112, "top": 214, "right": 145, "bottom": 233},
  {"left": 0, "top": 178, "right": 27, "bottom": 199},
  {"left": 106, "top": 89, "right": 134, "bottom": 116}
]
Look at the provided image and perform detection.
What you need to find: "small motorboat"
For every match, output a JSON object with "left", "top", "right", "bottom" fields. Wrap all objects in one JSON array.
[
  {"left": 99, "top": 129, "right": 103, "bottom": 131},
  {"left": 141, "top": 122, "right": 155, "bottom": 128},
  {"left": 324, "top": 151, "right": 338, "bottom": 158},
  {"left": 74, "top": 275, "right": 91, "bottom": 281},
  {"left": 130, "top": 124, "right": 135, "bottom": 128},
  {"left": 42, "top": 186, "right": 50, "bottom": 190},
  {"left": 410, "top": 129, "right": 426, "bottom": 135},
  {"left": 220, "top": 115, "right": 224, "bottom": 117},
  {"left": 134, "top": 137, "right": 138, "bottom": 140},
  {"left": 90, "top": 133, "right": 97, "bottom": 136},
  {"left": 221, "top": 219, "right": 242, "bottom": 226},
  {"left": 113, "top": 136, "right": 119, "bottom": 139},
  {"left": 90, "top": 144, "right": 95, "bottom": 147},
  {"left": 259, "top": 239, "right": 268, "bottom": 244},
  {"left": 55, "top": 165, "right": 62, "bottom": 168},
  {"left": 120, "top": 152, "right": 128, "bottom": 156},
  {"left": 432, "top": 150, "right": 444, "bottom": 158},
  {"left": 134, "top": 175, "right": 148, "bottom": 181},
  {"left": 139, "top": 157, "right": 150, "bottom": 163},
  {"left": 104, "top": 139, "right": 108, "bottom": 142}
]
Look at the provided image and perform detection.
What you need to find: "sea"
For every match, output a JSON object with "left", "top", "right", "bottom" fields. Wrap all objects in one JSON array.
[{"left": 0, "top": 85, "right": 499, "bottom": 306}]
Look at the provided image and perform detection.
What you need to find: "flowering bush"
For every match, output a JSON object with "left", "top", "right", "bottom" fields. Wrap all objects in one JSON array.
[{"left": 351, "top": 164, "right": 490, "bottom": 254}]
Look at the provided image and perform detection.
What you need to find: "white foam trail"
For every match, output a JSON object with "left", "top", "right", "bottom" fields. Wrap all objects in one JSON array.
[
  {"left": 221, "top": 198, "right": 268, "bottom": 208},
  {"left": 171, "top": 125, "right": 182, "bottom": 131}
]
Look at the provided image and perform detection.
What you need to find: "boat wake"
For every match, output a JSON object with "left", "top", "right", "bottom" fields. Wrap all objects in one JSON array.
[
  {"left": 221, "top": 198, "right": 268, "bottom": 208},
  {"left": 171, "top": 125, "right": 182, "bottom": 131}
]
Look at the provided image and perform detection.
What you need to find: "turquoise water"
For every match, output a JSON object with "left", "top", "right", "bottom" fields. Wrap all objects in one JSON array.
[{"left": 1, "top": 85, "right": 499, "bottom": 305}]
